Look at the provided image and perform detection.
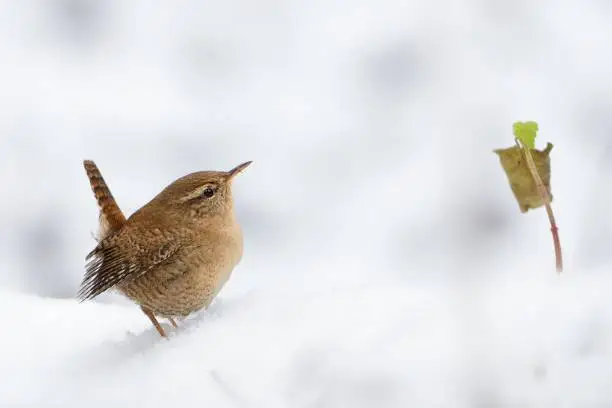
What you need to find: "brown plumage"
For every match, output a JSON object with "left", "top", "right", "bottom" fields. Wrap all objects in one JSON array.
[
  {"left": 83, "top": 160, "right": 126, "bottom": 238},
  {"left": 79, "top": 160, "right": 251, "bottom": 337},
  {"left": 82, "top": 160, "right": 178, "bottom": 334}
]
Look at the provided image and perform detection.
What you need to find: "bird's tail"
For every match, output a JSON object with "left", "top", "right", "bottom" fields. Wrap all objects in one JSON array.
[{"left": 83, "top": 160, "right": 126, "bottom": 238}]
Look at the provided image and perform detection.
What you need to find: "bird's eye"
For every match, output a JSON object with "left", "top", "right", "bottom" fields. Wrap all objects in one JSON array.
[{"left": 201, "top": 186, "right": 215, "bottom": 198}]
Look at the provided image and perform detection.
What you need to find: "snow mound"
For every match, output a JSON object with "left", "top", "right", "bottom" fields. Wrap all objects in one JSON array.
[{"left": 2, "top": 270, "right": 612, "bottom": 407}]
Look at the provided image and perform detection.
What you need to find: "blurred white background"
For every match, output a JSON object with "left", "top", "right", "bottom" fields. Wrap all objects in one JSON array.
[{"left": 2, "top": 1, "right": 612, "bottom": 406}]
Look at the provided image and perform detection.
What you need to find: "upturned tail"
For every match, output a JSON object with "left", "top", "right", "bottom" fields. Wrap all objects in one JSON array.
[{"left": 83, "top": 160, "right": 126, "bottom": 237}]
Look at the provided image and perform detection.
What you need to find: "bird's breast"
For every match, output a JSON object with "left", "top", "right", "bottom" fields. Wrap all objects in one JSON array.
[{"left": 206, "top": 223, "right": 243, "bottom": 295}]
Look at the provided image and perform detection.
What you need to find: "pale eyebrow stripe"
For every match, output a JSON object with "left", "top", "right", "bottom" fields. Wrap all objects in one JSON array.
[{"left": 180, "top": 183, "right": 219, "bottom": 202}]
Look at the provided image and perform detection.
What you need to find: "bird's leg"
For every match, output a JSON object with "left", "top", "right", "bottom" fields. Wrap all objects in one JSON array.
[
  {"left": 168, "top": 317, "right": 178, "bottom": 328},
  {"left": 140, "top": 306, "right": 167, "bottom": 338}
]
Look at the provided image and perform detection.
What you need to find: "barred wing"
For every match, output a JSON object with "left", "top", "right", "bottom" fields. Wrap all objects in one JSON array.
[{"left": 77, "top": 229, "right": 183, "bottom": 301}]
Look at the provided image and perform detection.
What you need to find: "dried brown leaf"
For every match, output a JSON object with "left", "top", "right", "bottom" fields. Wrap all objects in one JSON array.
[{"left": 494, "top": 143, "right": 554, "bottom": 213}]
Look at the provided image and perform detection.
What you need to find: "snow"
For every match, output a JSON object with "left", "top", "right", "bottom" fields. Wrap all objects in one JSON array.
[
  {"left": 3, "top": 273, "right": 612, "bottom": 407},
  {"left": 3, "top": 0, "right": 612, "bottom": 406}
]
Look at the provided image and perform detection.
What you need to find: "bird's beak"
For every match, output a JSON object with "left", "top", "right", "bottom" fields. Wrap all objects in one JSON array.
[{"left": 227, "top": 161, "right": 252, "bottom": 180}]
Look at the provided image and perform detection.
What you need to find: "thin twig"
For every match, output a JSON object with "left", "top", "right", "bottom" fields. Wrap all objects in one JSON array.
[{"left": 516, "top": 139, "right": 563, "bottom": 273}]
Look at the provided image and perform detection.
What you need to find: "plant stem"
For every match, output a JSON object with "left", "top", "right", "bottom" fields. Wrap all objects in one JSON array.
[{"left": 515, "top": 139, "right": 563, "bottom": 273}]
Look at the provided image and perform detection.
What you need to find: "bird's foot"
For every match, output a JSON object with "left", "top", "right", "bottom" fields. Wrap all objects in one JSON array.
[{"left": 140, "top": 306, "right": 167, "bottom": 338}]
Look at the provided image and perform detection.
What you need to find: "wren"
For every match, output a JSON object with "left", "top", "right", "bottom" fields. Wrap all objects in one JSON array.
[{"left": 78, "top": 160, "right": 251, "bottom": 337}]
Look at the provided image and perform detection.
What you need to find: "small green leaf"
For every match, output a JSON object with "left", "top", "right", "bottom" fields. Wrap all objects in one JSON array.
[{"left": 513, "top": 121, "right": 539, "bottom": 149}]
